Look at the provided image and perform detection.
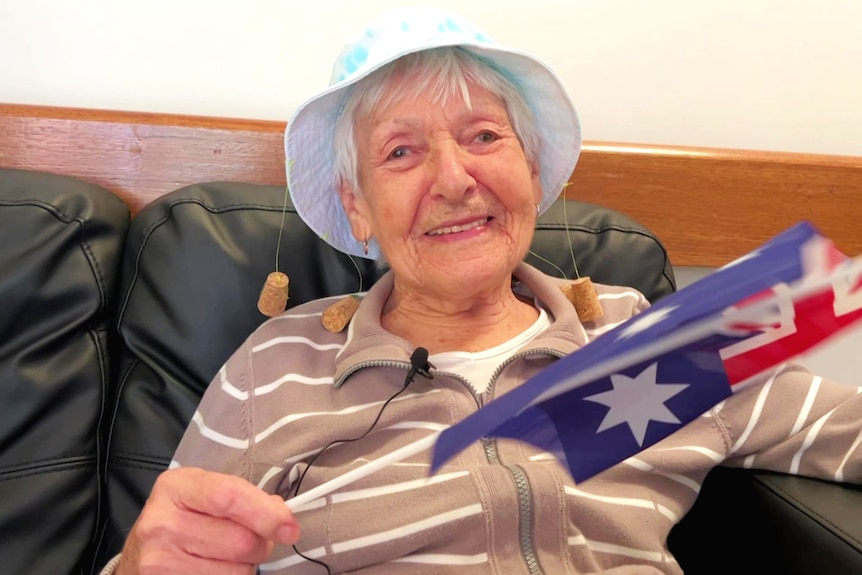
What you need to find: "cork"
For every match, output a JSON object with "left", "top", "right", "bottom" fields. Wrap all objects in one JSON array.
[
  {"left": 561, "top": 276, "right": 603, "bottom": 322},
  {"left": 258, "top": 271, "right": 289, "bottom": 317},
  {"left": 322, "top": 295, "right": 360, "bottom": 333}
]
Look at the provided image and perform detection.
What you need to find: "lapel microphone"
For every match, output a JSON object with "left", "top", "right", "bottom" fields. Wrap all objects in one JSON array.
[
  {"left": 407, "top": 347, "right": 435, "bottom": 384},
  {"left": 290, "top": 345, "right": 434, "bottom": 572}
]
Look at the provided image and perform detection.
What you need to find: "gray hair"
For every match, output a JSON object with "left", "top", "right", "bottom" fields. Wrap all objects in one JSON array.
[{"left": 333, "top": 46, "right": 541, "bottom": 196}]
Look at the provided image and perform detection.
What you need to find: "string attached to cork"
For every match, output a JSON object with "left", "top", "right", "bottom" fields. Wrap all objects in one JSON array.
[
  {"left": 560, "top": 189, "right": 603, "bottom": 322},
  {"left": 258, "top": 174, "right": 365, "bottom": 328},
  {"left": 261, "top": 177, "right": 598, "bottom": 325},
  {"left": 257, "top": 183, "right": 292, "bottom": 317},
  {"left": 530, "top": 184, "right": 603, "bottom": 323}
]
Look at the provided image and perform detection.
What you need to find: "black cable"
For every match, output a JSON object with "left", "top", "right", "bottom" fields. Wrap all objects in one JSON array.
[{"left": 289, "top": 350, "right": 432, "bottom": 573}]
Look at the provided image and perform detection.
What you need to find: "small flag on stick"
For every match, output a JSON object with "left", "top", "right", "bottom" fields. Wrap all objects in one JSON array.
[
  {"left": 431, "top": 222, "right": 862, "bottom": 482},
  {"left": 287, "top": 222, "right": 862, "bottom": 510}
]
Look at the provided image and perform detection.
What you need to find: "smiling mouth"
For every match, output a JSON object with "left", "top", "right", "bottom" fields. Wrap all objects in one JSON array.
[{"left": 426, "top": 217, "right": 491, "bottom": 237}]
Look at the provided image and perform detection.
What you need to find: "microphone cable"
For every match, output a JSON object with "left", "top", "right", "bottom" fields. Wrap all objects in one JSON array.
[{"left": 289, "top": 348, "right": 434, "bottom": 573}]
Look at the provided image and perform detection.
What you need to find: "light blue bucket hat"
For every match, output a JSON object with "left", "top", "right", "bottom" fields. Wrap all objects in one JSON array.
[{"left": 285, "top": 7, "right": 581, "bottom": 259}]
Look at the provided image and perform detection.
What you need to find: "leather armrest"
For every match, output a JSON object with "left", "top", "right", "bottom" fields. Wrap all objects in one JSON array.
[
  {"left": 669, "top": 467, "right": 862, "bottom": 574},
  {"left": 0, "top": 168, "right": 129, "bottom": 574},
  {"left": 750, "top": 472, "right": 862, "bottom": 573}
]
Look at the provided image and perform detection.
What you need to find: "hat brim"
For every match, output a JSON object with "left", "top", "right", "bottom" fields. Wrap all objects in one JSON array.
[{"left": 285, "top": 41, "right": 581, "bottom": 259}]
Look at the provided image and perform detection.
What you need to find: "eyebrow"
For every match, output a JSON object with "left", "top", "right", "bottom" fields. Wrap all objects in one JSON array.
[
  {"left": 377, "top": 105, "right": 508, "bottom": 130},
  {"left": 376, "top": 117, "right": 423, "bottom": 131},
  {"left": 367, "top": 119, "right": 421, "bottom": 150},
  {"left": 368, "top": 96, "right": 511, "bottom": 142}
]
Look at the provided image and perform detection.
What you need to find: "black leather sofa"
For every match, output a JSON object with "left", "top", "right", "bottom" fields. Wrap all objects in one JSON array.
[{"left": 1, "top": 167, "right": 859, "bottom": 574}]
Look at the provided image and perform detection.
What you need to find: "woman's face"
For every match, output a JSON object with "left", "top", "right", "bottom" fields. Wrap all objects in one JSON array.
[{"left": 339, "top": 78, "right": 542, "bottom": 302}]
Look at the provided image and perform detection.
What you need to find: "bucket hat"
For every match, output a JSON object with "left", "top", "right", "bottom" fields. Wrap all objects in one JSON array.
[{"left": 285, "top": 7, "right": 581, "bottom": 259}]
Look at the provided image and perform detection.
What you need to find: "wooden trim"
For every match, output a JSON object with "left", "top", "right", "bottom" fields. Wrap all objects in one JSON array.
[
  {"left": 1, "top": 103, "right": 859, "bottom": 267},
  {"left": 567, "top": 144, "right": 862, "bottom": 266},
  {"left": 0, "top": 104, "right": 285, "bottom": 215}
]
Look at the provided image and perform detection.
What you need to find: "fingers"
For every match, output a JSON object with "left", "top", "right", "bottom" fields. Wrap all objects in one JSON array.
[
  {"left": 157, "top": 468, "right": 299, "bottom": 544},
  {"left": 134, "top": 504, "right": 274, "bottom": 565},
  {"left": 119, "top": 467, "right": 300, "bottom": 574},
  {"left": 129, "top": 549, "right": 258, "bottom": 575}
]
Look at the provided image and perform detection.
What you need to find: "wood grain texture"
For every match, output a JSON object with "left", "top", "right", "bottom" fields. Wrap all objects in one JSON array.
[
  {"left": 1, "top": 103, "right": 859, "bottom": 266},
  {"left": 568, "top": 144, "right": 862, "bottom": 266},
  {"left": 0, "top": 104, "right": 285, "bottom": 216}
]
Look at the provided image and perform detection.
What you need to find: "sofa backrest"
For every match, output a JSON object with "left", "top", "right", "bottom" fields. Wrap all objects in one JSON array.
[
  {"left": 0, "top": 170, "right": 675, "bottom": 571},
  {"left": 96, "top": 180, "right": 675, "bottom": 563},
  {"left": 0, "top": 168, "right": 130, "bottom": 575},
  {"left": 96, "top": 182, "right": 384, "bottom": 562}
]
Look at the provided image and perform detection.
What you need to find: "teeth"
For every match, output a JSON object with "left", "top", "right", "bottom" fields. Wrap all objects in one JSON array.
[{"left": 427, "top": 218, "right": 489, "bottom": 236}]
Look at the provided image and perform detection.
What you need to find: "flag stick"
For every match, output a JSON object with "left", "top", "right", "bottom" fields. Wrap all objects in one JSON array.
[
  {"left": 284, "top": 255, "right": 862, "bottom": 511},
  {"left": 285, "top": 431, "right": 441, "bottom": 512}
]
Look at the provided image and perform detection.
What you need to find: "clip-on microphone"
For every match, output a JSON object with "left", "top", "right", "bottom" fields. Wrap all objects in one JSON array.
[{"left": 406, "top": 347, "right": 435, "bottom": 385}]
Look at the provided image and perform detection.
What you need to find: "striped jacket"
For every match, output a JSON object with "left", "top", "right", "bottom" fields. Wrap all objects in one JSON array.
[{"left": 167, "top": 263, "right": 861, "bottom": 574}]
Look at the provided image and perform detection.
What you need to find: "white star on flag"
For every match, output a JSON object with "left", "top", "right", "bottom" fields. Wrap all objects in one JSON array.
[{"left": 583, "top": 362, "right": 689, "bottom": 446}]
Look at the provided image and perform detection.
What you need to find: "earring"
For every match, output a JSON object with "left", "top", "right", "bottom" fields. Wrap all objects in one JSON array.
[
  {"left": 535, "top": 203, "right": 541, "bottom": 217},
  {"left": 363, "top": 239, "right": 369, "bottom": 256}
]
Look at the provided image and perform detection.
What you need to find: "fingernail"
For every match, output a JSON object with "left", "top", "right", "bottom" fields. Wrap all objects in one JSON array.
[{"left": 276, "top": 523, "right": 299, "bottom": 544}]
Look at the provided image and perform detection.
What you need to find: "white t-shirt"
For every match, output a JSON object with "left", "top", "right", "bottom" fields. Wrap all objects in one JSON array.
[{"left": 429, "top": 307, "right": 550, "bottom": 394}]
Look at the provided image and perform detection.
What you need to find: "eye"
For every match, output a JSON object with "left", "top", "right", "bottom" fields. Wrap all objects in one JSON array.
[
  {"left": 388, "top": 146, "right": 409, "bottom": 160},
  {"left": 474, "top": 131, "right": 497, "bottom": 144}
]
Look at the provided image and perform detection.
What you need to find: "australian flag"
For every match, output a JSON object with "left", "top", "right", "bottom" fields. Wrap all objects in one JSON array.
[{"left": 431, "top": 222, "right": 862, "bottom": 482}]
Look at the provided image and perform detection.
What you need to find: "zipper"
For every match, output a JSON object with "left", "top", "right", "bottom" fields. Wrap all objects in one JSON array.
[
  {"left": 337, "top": 348, "right": 565, "bottom": 575},
  {"left": 334, "top": 359, "right": 413, "bottom": 388},
  {"left": 509, "top": 464, "right": 542, "bottom": 575},
  {"left": 486, "top": 346, "right": 566, "bottom": 398},
  {"left": 485, "top": 346, "right": 564, "bottom": 575}
]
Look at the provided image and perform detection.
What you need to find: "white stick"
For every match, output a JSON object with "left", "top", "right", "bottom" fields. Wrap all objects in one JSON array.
[{"left": 286, "top": 431, "right": 441, "bottom": 512}]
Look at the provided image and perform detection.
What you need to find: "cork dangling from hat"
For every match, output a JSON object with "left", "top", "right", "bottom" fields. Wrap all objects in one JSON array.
[
  {"left": 258, "top": 179, "right": 293, "bottom": 318},
  {"left": 322, "top": 295, "right": 360, "bottom": 333},
  {"left": 258, "top": 271, "right": 289, "bottom": 317},
  {"left": 561, "top": 277, "right": 603, "bottom": 322}
]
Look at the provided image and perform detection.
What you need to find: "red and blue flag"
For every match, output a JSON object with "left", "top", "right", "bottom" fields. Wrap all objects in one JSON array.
[{"left": 431, "top": 222, "right": 862, "bottom": 482}]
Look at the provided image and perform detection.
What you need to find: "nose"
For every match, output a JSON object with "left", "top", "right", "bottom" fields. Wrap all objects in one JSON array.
[{"left": 429, "top": 140, "right": 477, "bottom": 201}]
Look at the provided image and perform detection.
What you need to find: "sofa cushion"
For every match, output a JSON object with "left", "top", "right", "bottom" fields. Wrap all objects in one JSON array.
[
  {"left": 98, "top": 181, "right": 675, "bottom": 561},
  {"left": 99, "top": 182, "right": 383, "bottom": 562},
  {"left": 529, "top": 198, "right": 675, "bottom": 301},
  {"left": 0, "top": 168, "right": 129, "bottom": 574}
]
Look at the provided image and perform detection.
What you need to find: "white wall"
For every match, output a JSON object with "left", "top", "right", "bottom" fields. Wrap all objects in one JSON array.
[
  {"left": 1, "top": 0, "right": 861, "bottom": 156},
  {"left": 1, "top": 0, "right": 859, "bottom": 385}
]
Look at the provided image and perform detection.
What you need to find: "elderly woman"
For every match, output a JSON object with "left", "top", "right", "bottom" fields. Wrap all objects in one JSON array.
[{"left": 107, "top": 8, "right": 862, "bottom": 575}]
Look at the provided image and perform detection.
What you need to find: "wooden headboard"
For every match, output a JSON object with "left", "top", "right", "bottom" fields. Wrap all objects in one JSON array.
[{"left": 1, "top": 103, "right": 859, "bottom": 267}]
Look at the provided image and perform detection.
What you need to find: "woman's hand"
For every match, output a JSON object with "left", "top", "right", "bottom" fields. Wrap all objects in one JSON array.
[{"left": 117, "top": 467, "right": 299, "bottom": 575}]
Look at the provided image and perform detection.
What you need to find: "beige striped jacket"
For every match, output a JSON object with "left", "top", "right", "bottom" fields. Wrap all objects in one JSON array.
[{"left": 163, "top": 263, "right": 862, "bottom": 574}]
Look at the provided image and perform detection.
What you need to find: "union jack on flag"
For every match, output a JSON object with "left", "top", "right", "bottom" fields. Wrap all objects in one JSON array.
[{"left": 431, "top": 222, "right": 862, "bottom": 482}]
